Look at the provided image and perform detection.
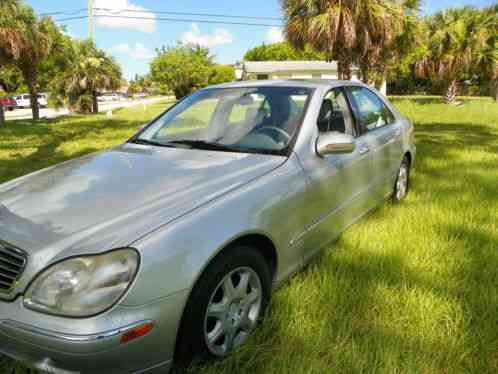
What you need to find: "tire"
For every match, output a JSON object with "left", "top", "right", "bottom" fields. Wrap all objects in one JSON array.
[
  {"left": 393, "top": 156, "right": 410, "bottom": 202},
  {"left": 175, "top": 245, "right": 272, "bottom": 367}
]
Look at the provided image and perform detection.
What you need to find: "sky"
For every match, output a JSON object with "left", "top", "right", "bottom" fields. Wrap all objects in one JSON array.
[{"left": 27, "top": 0, "right": 497, "bottom": 80}]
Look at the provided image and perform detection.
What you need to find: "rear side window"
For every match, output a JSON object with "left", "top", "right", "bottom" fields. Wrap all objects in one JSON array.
[{"left": 346, "top": 87, "right": 395, "bottom": 133}]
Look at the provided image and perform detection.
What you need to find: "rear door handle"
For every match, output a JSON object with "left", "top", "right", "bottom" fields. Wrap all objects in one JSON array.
[{"left": 359, "top": 145, "right": 370, "bottom": 155}]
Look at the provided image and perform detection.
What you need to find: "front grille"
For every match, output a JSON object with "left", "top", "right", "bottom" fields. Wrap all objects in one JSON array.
[{"left": 0, "top": 241, "right": 27, "bottom": 294}]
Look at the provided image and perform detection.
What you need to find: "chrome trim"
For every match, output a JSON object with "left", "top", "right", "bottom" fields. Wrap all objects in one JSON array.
[
  {"left": 0, "top": 240, "right": 27, "bottom": 295},
  {"left": 0, "top": 319, "right": 154, "bottom": 343}
]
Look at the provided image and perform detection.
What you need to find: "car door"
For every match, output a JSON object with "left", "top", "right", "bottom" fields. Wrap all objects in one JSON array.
[
  {"left": 346, "top": 86, "right": 404, "bottom": 200},
  {"left": 297, "top": 87, "right": 378, "bottom": 262}
]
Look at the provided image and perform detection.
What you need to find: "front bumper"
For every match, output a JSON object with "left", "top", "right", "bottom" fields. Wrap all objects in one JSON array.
[{"left": 0, "top": 290, "right": 189, "bottom": 373}]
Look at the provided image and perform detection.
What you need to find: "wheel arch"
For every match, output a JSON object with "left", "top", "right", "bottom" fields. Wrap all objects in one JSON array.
[
  {"left": 173, "top": 231, "right": 278, "bottom": 362},
  {"left": 192, "top": 231, "right": 279, "bottom": 291}
]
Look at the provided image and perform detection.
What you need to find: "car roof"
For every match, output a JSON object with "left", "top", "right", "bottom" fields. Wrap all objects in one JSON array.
[{"left": 208, "top": 79, "right": 366, "bottom": 90}]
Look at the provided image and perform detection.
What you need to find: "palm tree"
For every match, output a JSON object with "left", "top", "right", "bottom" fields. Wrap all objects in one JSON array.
[
  {"left": 0, "top": 0, "right": 58, "bottom": 120},
  {"left": 416, "top": 6, "right": 497, "bottom": 104},
  {"left": 482, "top": 4, "right": 498, "bottom": 102},
  {"left": 282, "top": 0, "right": 421, "bottom": 81},
  {"left": 0, "top": 87, "right": 4, "bottom": 126},
  {"left": 51, "top": 40, "right": 122, "bottom": 113}
]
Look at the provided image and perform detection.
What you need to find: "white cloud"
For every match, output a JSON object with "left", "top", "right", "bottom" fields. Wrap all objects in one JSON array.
[
  {"left": 94, "top": 0, "right": 156, "bottom": 33},
  {"left": 111, "top": 43, "right": 154, "bottom": 60},
  {"left": 112, "top": 43, "right": 131, "bottom": 54},
  {"left": 266, "top": 26, "right": 284, "bottom": 44},
  {"left": 181, "top": 23, "right": 233, "bottom": 47}
]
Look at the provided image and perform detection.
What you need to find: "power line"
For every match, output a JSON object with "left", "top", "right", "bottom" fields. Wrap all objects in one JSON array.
[
  {"left": 40, "top": 8, "right": 86, "bottom": 17},
  {"left": 56, "top": 15, "right": 89, "bottom": 22},
  {"left": 93, "top": 7, "right": 284, "bottom": 21},
  {"left": 56, "top": 14, "right": 283, "bottom": 27},
  {"left": 43, "top": 7, "right": 284, "bottom": 22}
]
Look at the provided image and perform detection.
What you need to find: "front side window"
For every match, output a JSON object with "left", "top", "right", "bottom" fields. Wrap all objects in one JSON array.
[
  {"left": 347, "top": 87, "right": 395, "bottom": 133},
  {"left": 136, "top": 87, "right": 312, "bottom": 155},
  {"left": 317, "top": 89, "right": 355, "bottom": 136}
]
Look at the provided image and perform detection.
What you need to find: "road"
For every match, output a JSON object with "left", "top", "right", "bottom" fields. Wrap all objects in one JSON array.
[{"left": 5, "top": 96, "right": 173, "bottom": 121}]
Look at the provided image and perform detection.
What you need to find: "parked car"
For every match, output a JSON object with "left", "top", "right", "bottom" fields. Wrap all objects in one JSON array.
[
  {"left": 0, "top": 80, "right": 415, "bottom": 373},
  {"left": 0, "top": 96, "right": 17, "bottom": 111},
  {"left": 14, "top": 93, "right": 47, "bottom": 108},
  {"left": 97, "top": 93, "right": 120, "bottom": 102}
]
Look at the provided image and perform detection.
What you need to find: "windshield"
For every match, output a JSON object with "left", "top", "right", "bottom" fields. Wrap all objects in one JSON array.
[{"left": 136, "top": 86, "right": 313, "bottom": 155}]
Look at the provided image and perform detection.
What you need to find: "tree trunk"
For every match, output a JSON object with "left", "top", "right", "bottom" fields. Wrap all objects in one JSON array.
[
  {"left": 360, "top": 67, "right": 369, "bottom": 85},
  {"left": 374, "top": 77, "right": 385, "bottom": 92},
  {"left": 337, "top": 57, "right": 352, "bottom": 80},
  {"left": 92, "top": 90, "right": 99, "bottom": 113},
  {"left": 492, "top": 80, "right": 498, "bottom": 103},
  {"left": 25, "top": 72, "right": 40, "bottom": 121},
  {"left": 0, "top": 105, "right": 4, "bottom": 127},
  {"left": 444, "top": 80, "right": 460, "bottom": 105}
]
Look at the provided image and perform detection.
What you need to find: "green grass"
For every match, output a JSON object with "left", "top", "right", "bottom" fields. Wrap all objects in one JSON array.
[
  {"left": 0, "top": 100, "right": 174, "bottom": 184},
  {"left": 1, "top": 97, "right": 498, "bottom": 374}
]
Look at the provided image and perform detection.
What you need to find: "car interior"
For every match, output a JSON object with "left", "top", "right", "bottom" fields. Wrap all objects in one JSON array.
[{"left": 317, "top": 90, "right": 354, "bottom": 136}]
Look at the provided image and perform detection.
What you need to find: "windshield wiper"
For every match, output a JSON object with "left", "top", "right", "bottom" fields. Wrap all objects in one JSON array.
[
  {"left": 130, "top": 138, "right": 178, "bottom": 148},
  {"left": 132, "top": 138, "right": 281, "bottom": 155},
  {"left": 166, "top": 140, "right": 243, "bottom": 152}
]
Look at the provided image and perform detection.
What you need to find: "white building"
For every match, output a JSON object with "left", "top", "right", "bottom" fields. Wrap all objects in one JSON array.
[{"left": 242, "top": 61, "right": 386, "bottom": 95}]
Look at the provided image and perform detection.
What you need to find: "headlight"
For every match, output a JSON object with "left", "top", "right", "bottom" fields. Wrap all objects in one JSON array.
[{"left": 24, "top": 249, "right": 139, "bottom": 317}]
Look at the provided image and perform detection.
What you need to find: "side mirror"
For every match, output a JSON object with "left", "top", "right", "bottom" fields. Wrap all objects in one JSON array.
[{"left": 316, "top": 132, "right": 355, "bottom": 156}]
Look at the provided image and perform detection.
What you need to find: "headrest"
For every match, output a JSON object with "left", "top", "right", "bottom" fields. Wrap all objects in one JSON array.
[{"left": 317, "top": 99, "right": 333, "bottom": 132}]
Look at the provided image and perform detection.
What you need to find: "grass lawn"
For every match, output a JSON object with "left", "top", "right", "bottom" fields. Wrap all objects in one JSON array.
[{"left": 1, "top": 96, "right": 498, "bottom": 373}]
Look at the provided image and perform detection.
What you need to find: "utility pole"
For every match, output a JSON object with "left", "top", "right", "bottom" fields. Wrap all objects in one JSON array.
[{"left": 88, "top": 0, "right": 94, "bottom": 40}]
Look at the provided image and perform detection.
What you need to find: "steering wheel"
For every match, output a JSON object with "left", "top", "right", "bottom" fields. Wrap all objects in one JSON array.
[{"left": 253, "top": 126, "right": 291, "bottom": 143}]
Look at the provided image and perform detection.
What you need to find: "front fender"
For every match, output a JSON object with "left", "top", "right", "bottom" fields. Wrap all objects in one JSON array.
[{"left": 120, "top": 153, "right": 308, "bottom": 307}]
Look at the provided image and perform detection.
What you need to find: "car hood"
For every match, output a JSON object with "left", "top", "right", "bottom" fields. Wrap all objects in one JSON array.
[{"left": 0, "top": 143, "right": 284, "bottom": 258}]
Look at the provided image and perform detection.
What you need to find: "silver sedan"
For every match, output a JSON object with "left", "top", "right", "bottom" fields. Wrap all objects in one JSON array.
[{"left": 0, "top": 80, "right": 415, "bottom": 373}]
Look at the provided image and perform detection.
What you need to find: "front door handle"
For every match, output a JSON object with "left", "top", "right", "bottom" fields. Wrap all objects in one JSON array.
[{"left": 359, "top": 145, "right": 370, "bottom": 155}]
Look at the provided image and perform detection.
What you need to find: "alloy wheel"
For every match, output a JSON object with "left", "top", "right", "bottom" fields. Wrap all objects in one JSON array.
[
  {"left": 396, "top": 162, "right": 409, "bottom": 201},
  {"left": 204, "top": 267, "right": 262, "bottom": 357}
]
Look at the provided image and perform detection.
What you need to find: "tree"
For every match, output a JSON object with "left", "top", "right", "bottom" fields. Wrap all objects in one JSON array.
[
  {"left": 0, "top": 87, "right": 4, "bottom": 126},
  {"left": 150, "top": 44, "right": 213, "bottom": 99},
  {"left": 282, "top": 0, "right": 421, "bottom": 81},
  {"left": 415, "top": 6, "right": 498, "bottom": 104},
  {"left": 0, "top": 0, "right": 59, "bottom": 120},
  {"left": 128, "top": 74, "right": 153, "bottom": 95},
  {"left": 208, "top": 65, "right": 235, "bottom": 85},
  {"left": 482, "top": 4, "right": 498, "bottom": 102},
  {"left": 0, "top": 70, "right": 19, "bottom": 126},
  {"left": 359, "top": 0, "right": 423, "bottom": 89},
  {"left": 51, "top": 39, "right": 122, "bottom": 113},
  {"left": 244, "top": 42, "right": 325, "bottom": 61},
  {"left": 492, "top": 65, "right": 498, "bottom": 102},
  {"left": 0, "top": 66, "right": 24, "bottom": 93}
]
